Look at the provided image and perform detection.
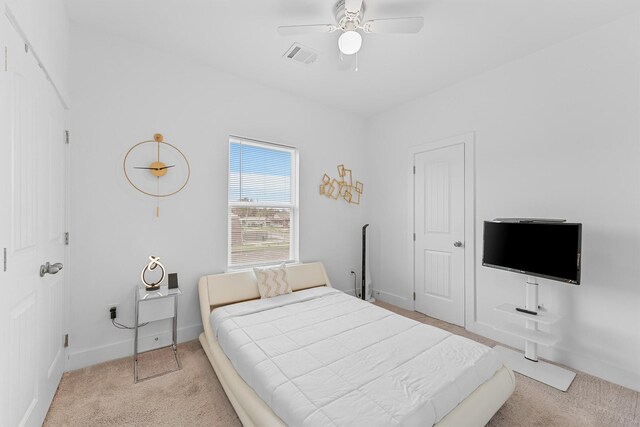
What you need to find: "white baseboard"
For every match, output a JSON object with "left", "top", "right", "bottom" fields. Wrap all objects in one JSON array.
[
  {"left": 66, "top": 323, "right": 203, "bottom": 371},
  {"left": 467, "top": 320, "right": 640, "bottom": 392},
  {"left": 374, "top": 290, "right": 412, "bottom": 310}
]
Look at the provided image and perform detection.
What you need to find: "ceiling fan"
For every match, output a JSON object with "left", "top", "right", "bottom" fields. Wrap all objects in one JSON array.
[{"left": 277, "top": 0, "right": 424, "bottom": 56}]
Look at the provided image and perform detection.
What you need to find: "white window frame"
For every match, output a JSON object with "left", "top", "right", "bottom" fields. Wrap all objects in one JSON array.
[{"left": 227, "top": 136, "right": 299, "bottom": 270}]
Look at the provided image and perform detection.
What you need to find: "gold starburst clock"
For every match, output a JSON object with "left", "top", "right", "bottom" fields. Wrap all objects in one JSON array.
[{"left": 123, "top": 133, "right": 190, "bottom": 217}]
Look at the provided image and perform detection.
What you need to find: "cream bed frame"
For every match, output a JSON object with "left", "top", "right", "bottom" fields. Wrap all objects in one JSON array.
[{"left": 198, "top": 262, "right": 515, "bottom": 427}]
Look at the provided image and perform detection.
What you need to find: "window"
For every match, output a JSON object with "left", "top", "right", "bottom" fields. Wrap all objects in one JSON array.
[{"left": 228, "top": 137, "right": 298, "bottom": 268}]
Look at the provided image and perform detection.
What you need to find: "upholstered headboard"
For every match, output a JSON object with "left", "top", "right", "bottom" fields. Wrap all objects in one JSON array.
[{"left": 198, "top": 262, "right": 332, "bottom": 344}]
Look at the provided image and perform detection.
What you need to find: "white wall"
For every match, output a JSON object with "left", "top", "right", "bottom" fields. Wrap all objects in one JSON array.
[
  {"left": 67, "top": 26, "right": 368, "bottom": 369},
  {"left": 365, "top": 14, "right": 640, "bottom": 391},
  {"left": 3, "top": 0, "right": 70, "bottom": 104}
]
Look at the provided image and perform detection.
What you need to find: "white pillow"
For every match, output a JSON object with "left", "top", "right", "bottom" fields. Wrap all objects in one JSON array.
[{"left": 253, "top": 263, "right": 292, "bottom": 299}]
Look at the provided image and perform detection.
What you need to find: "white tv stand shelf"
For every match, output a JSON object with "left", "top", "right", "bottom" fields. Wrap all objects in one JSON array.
[
  {"left": 496, "top": 322, "right": 559, "bottom": 347},
  {"left": 495, "top": 303, "right": 561, "bottom": 325},
  {"left": 493, "top": 277, "right": 576, "bottom": 391}
]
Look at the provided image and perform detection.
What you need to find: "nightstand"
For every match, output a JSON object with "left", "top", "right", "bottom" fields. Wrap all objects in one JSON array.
[{"left": 134, "top": 285, "right": 182, "bottom": 383}]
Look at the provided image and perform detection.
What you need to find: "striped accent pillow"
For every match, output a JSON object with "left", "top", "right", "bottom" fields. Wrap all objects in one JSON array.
[{"left": 253, "top": 263, "right": 292, "bottom": 299}]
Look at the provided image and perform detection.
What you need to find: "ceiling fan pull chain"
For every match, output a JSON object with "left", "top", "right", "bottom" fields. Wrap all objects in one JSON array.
[{"left": 355, "top": 52, "right": 358, "bottom": 72}]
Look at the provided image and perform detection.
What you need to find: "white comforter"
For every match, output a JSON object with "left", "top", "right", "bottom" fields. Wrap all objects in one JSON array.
[{"left": 210, "top": 287, "right": 502, "bottom": 427}]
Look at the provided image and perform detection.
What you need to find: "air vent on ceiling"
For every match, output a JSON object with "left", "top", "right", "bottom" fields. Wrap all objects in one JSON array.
[{"left": 283, "top": 43, "right": 318, "bottom": 65}]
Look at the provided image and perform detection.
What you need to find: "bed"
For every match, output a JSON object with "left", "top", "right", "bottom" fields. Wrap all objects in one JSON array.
[{"left": 198, "top": 262, "right": 515, "bottom": 427}]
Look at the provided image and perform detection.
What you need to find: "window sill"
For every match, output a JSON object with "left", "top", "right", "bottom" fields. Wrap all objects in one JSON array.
[{"left": 226, "top": 260, "right": 300, "bottom": 273}]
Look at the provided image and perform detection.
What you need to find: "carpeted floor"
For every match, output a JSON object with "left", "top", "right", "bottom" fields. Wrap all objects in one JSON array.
[{"left": 44, "top": 301, "right": 640, "bottom": 427}]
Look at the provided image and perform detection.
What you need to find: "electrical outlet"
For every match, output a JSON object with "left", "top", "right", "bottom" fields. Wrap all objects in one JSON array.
[{"left": 108, "top": 304, "right": 119, "bottom": 320}]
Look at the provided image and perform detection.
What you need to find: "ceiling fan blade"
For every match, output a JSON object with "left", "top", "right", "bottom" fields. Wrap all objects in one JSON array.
[
  {"left": 277, "top": 24, "right": 337, "bottom": 36},
  {"left": 345, "top": 0, "right": 364, "bottom": 13},
  {"left": 362, "top": 17, "right": 424, "bottom": 34}
]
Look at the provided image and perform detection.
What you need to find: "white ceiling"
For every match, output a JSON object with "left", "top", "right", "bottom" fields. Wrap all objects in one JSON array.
[{"left": 64, "top": 0, "right": 639, "bottom": 117}]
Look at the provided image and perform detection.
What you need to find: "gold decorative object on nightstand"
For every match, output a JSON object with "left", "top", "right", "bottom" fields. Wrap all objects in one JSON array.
[
  {"left": 123, "top": 133, "right": 190, "bottom": 217},
  {"left": 319, "top": 164, "right": 363, "bottom": 205},
  {"left": 140, "top": 255, "right": 166, "bottom": 291}
]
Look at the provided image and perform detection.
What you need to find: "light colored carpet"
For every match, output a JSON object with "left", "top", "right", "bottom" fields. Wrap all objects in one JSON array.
[
  {"left": 44, "top": 302, "right": 640, "bottom": 427},
  {"left": 44, "top": 341, "right": 240, "bottom": 427}
]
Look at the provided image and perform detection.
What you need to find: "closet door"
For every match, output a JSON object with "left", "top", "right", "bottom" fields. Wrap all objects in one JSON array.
[
  {"left": 0, "top": 17, "right": 67, "bottom": 427},
  {"left": 37, "top": 33, "right": 68, "bottom": 425},
  {"left": 0, "top": 18, "right": 11, "bottom": 426}
]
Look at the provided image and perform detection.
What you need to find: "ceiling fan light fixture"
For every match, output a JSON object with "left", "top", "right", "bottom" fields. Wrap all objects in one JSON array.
[{"left": 338, "top": 30, "right": 362, "bottom": 55}]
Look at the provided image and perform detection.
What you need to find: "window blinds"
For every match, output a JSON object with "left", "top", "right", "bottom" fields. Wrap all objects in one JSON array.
[{"left": 228, "top": 138, "right": 297, "bottom": 268}]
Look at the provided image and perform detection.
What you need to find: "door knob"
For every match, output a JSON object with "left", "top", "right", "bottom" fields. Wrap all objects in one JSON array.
[
  {"left": 453, "top": 241, "right": 463, "bottom": 248},
  {"left": 40, "top": 262, "right": 63, "bottom": 277}
]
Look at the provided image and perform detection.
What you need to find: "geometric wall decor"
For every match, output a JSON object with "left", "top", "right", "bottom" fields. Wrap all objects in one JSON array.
[{"left": 319, "top": 164, "right": 363, "bottom": 205}]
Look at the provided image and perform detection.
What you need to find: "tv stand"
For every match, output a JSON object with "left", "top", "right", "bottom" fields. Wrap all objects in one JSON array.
[{"left": 493, "top": 276, "right": 576, "bottom": 391}]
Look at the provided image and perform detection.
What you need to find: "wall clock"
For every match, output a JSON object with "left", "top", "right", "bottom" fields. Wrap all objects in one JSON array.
[{"left": 123, "top": 133, "right": 190, "bottom": 217}]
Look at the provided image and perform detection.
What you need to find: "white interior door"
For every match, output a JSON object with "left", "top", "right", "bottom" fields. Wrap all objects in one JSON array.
[
  {"left": 414, "top": 143, "right": 465, "bottom": 326},
  {"left": 38, "top": 35, "right": 67, "bottom": 421},
  {"left": 0, "top": 18, "right": 11, "bottom": 426},
  {"left": 0, "top": 17, "right": 67, "bottom": 427}
]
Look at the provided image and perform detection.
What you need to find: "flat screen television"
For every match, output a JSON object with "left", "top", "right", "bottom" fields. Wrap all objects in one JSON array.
[{"left": 482, "top": 220, "right": 582, "bottom": 285}]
